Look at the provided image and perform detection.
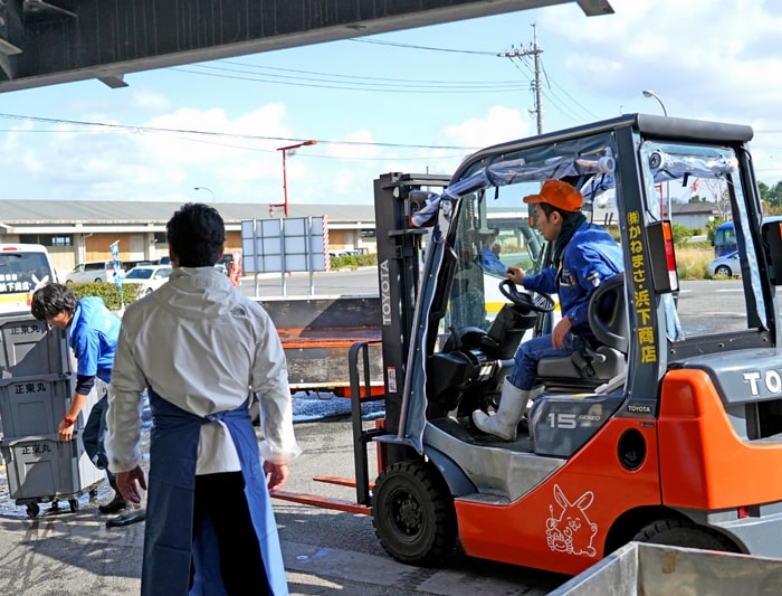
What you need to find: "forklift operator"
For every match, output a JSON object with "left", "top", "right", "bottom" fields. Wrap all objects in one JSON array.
[{"left": 472, "top": 179, "right": 624, "bottom": 441}]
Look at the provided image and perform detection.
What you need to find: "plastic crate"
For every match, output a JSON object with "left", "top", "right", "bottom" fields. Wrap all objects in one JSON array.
[
  {"left": 0, "top": 434, "right": 104, "bottom": 502},
  {"left": 0, "top": 315, "right": 72, "bottom": 379},
  {"left": 0, "top": 375, "right": 76, "bottom": 440}
]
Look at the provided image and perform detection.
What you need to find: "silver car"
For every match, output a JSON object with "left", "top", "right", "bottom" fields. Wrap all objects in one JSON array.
[{"left": 707, "top": 251, "right": 740, "bottom": 278}]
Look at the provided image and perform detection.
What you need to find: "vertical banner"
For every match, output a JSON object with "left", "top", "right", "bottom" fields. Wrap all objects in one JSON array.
[{"left": 110, "top": 240, "right": 124, "bottom": 308}]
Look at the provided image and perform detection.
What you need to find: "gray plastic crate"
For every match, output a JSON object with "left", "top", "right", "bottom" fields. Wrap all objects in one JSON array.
[
  {"left": 0, "top": 315, "right": 72, "bottom": 379},
  {"left": 0, "top": 375, "right": 75, "bottom": 440},
  {"left": 0, "top": 433, "right": 104, "bottom": 504}
]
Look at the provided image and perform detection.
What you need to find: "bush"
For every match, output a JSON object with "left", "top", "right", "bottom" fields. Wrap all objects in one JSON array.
[
  {"left": 68, "top": 282, "right": 141, "bottom": 310},
  {"left": 671, "top": 222, "right": 692, "bottom": 247},
  {"left": 330, "top": 253, "right": 377, "bottom": 270}
]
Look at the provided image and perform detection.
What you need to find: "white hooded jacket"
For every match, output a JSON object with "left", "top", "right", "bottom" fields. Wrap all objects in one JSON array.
[{"left": 106, "top": 267, "right": 300, "bottom": 475}]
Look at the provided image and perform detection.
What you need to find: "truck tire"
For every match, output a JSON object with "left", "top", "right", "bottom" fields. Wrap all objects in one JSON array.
[
  {"left": 372, "top": 460, "right": 457, "bottom": 567},
  {"left": 633, "top": 518, "right": 739, "bottom": 552}
]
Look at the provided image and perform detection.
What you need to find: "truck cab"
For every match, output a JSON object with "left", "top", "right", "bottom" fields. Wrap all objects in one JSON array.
[{"left": 367, "top": 114, "right": 782, "bottom": 576}]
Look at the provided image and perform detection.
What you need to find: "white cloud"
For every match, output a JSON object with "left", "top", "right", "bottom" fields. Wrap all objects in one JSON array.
[{"left": 441, "top": 105, "right": 530, "bottom": 148}]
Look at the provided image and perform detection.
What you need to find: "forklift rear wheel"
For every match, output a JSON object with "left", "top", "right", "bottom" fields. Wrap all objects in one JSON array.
[
  {"left": 372, "top": 460, "right": 457, "bottom": 567},
  {"left": 26, "top": 503, "right": 40, "bottom": 518},
  {"left": 633, "top": 519, "right": 739, "bottom": 552}
]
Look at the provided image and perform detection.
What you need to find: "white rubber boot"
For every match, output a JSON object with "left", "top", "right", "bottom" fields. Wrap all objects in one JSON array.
[{"left": 472, "top": 378, "right": 530, "bottom": 441}]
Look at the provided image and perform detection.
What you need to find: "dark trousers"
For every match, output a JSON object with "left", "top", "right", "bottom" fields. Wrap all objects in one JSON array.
[
  {"left": 82, "top": 394, "right": 116, "bottom": 486},
  {"left": 191, "top": 471, "right": 269, "bottom": 595}
]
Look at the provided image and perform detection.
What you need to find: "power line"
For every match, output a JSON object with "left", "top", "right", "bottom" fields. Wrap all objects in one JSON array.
[
  {"left": 173, "top": 66, "right": 526, "bottom": 94},
  {"left": 217, "top": 60, "right": 523, "bottom": 86},
  {"left": 348, "top": 38, "right": 496, "bottom": 56},
  {"left": 0, "top": 112, "right": 482, "bottom": 152}
]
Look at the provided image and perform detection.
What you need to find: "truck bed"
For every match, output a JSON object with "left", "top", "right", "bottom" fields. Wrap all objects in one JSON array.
[{"left": 254, "top": 295, "right": 382, "bottom": 394}]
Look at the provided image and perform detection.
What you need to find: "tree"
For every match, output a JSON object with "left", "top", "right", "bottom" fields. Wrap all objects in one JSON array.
[{"left": 670, "top": 222, "right": 692, "bottom": 247}]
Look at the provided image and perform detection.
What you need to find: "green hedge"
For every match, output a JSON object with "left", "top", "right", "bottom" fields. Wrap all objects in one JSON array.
[
  {"left": 330, "top": 253, "right": 378, "bottom": 269},
  {"left": 68, "top": 282, "right": 142, "bottom": 311}
]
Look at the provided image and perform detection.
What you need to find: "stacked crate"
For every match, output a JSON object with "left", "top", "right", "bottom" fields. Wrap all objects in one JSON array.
[{"left": 0, "top": 313, "right": 103, "bottom": 516}]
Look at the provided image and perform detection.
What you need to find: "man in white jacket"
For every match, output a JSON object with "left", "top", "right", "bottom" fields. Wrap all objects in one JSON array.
[{"left": 105, "top": 202, "right": 301, "bottom": 595}]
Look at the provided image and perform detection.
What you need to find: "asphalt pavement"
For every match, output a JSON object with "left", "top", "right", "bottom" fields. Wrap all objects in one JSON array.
[{"left": 0, "top": 414, "right": 565, "bottom": 595}]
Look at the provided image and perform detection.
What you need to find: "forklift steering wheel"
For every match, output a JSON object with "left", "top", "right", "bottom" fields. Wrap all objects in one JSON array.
[{"left": 499, "top": 279, "right": 555, "bottom": 313}]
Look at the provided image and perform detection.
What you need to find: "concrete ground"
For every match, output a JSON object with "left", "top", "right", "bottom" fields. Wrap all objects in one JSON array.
[{"left": 0, "top": 416, "right": 566, "bottom": 595}]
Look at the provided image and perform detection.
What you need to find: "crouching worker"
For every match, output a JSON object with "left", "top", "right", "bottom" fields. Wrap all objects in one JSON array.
[
  {"left": 106, "top": 203, "right": 301, "bottom": 595},
  {"left": 472, "top": 180, "right": 624, "bottom": 440},
  {"left": 31, "top": 283, "right": 130, "bottom": 516}
]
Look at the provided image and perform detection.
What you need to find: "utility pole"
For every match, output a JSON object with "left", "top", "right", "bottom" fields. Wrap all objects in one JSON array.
[{"left": 498, "top": 23, "right": 544, "bottom": 134}]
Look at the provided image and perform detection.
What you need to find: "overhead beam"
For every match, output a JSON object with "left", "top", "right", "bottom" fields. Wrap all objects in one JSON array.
[{"left": 0, "top": 0, "right": 613, "bottom": 94}]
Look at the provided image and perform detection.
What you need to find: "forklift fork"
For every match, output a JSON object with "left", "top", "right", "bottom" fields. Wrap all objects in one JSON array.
[{"left": 272, "top": 340, "right": 385, "bottom": 515}]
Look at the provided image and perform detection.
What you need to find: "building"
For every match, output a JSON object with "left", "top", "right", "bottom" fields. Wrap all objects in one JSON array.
[
  {"left": 669, "top": 202, "right": 722, "bottom": 231},
  {"left": 0, "top": 200, "right": 376, "bottom": 276}
]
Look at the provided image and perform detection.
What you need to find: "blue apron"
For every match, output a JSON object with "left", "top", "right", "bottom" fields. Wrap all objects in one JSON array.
[{"left": 141, "top": 389, "right": 288, "bottom": 596}]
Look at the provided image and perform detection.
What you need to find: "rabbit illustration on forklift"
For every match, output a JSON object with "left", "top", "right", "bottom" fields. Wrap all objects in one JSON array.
[{"left": 546, "top": 485, "right": 598, "bottom": 558}]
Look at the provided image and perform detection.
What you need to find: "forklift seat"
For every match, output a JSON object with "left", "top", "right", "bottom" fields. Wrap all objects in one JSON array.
[{"left": 536, "top": 274, "right": 627, "bottom": 391}]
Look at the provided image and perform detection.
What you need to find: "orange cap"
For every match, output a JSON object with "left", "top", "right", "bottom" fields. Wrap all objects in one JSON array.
[{"left": 523, "top": 180, "right": 583, "bottom": 212}]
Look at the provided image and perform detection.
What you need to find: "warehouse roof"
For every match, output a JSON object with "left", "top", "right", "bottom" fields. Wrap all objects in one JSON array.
[{"left": 0, "top": 200, "right": 377, "bottom": 225}]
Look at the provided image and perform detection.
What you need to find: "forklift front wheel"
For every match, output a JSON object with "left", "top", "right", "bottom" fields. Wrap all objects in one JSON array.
[
  {"left": 633, "top": 518, "right": 739, "bottom": 552},
  {"left": 372, "top": 460, "right": 457, "bottom": 567}
]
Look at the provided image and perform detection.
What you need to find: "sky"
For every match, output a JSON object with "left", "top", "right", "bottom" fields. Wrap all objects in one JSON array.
[{"left": 3, "top": 0, "right": 782, "bottom": 207}]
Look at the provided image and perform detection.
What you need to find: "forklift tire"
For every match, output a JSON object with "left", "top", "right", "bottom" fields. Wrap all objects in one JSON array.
[
  {"left": 26, "top": 502, "right": 40, "bottom": 518},
  {"left": 371, "top": 460, "right": 457, "bottom": 567},
  {"left": 633, "top": 518, "right": 739, "bottom": 552}
]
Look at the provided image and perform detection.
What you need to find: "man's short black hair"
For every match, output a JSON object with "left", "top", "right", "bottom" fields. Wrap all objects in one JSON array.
[
  {"left": 538, "top": 202, "right": 570, "bottom": 220},
  {"left": 166, "top": 203, "right": 226, "bottom": 267},
  {"left": 30, "top": 283, "right": 77, "bottom": 321}
]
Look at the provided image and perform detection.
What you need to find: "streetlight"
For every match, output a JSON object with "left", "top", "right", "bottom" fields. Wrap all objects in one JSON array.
[
  {"left": 642, "top": 89, "right": 668, "bottom": 117},
  {"left": 271, "top": 140, "right": 317, "bottom": 218},
  {"left": 642, "top": 90, "right": 670, "bottom": 219},
  {"left": 194, "top": 186, "right": 215, "bottom": 201}
]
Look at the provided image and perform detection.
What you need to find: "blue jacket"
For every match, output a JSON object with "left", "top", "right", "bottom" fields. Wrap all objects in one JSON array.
[
  {"left": 68, "top": 297, "right": 121, "bottom": 383},
  {"left": 482, "top": 247, "right": 507, "bottom": 275},
  {"left": 523, "top": 222, "right": 623, "bottom": 336}
]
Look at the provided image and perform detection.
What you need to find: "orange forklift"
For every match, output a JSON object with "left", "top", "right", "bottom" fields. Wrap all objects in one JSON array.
[{"left": 277, "top": 114, "right": 782, "bottom": 576}]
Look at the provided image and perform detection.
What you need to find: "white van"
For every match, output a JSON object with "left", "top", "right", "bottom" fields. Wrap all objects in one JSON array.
[
  {"left": 65, "top": 260, "right": 125, "bottom": 284},
  {"left": 0, "top": 244, "right": 57, "bottom": 314}
]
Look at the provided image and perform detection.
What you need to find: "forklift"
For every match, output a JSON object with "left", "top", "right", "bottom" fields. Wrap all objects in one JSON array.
[{"left": 282, "top": 114, "right": 782, "bottom": 577}]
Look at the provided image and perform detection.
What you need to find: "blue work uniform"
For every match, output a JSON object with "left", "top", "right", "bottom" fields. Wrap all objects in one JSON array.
[
  {"left": 68, "top": 297, "right": 121, "bottom": 470},
  {"left": 482, "top": 247, "right": 507, "bottom": 275},
  {"left": 509, "top": 221, "right": 624, "bottom": 390}
]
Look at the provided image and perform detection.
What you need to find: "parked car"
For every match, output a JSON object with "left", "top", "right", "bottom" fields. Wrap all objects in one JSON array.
[
  {"left": 121, "top": 265, "right": 172, "bottom": 296},
  {"left": 707, "top": 250, "right": 740, "bottom": 278},
  {"left": 124, "top": 260, "right": 152, "bottom": 272},
  {"left": 65, "top": 260, "right": 125, "bottom": 284}
]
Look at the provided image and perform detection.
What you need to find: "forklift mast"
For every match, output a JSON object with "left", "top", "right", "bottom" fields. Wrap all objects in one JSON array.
[{"left": 372, "top": 172, "right": 451, "bottom": 437}]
